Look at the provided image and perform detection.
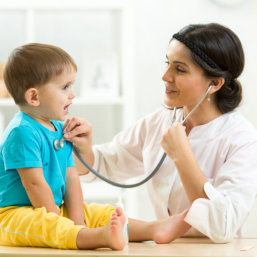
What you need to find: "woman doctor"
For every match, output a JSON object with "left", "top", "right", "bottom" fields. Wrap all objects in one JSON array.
[{"left": 63, "top": 23, "right": 257, "bottom": 243}]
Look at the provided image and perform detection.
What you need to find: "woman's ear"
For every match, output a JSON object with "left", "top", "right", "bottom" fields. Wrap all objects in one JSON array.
[
  {"left": 209, "top": 77, "right": 225, "bottom": 94},
  {"left": 24, "top": 88, "right": 40, "bottom": 106}
]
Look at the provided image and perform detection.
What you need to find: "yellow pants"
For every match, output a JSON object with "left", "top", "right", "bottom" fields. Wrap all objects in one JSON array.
[{"left": 0, "top": 202, "right": 114, "bottom": 249}]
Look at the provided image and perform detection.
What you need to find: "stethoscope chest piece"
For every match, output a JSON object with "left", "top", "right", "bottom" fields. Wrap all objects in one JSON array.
[{"left": 53, "top": 138, "right": 65, "bottom": 151}]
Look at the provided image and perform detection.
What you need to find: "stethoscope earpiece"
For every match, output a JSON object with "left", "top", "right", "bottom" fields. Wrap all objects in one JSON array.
[{"left": 53, "top": 138, "right": 65, "bottom": 151}]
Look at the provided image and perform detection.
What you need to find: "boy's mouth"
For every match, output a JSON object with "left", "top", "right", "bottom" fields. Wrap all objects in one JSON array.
[{"left": 64, "top": 103, "right": 71, "bottom": 113}]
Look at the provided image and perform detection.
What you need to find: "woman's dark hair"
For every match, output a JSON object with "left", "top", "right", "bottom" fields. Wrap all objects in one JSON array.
[{"left": 173, "top": 23, "right": 244, "bottom": 113}]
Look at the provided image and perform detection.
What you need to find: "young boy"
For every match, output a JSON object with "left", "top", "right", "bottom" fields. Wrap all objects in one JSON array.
[{"left": 0, "top": 43, "right": 126, "bottom": 250}]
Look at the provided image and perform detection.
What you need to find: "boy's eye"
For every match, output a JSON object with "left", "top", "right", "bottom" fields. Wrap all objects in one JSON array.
[{"left": 63, "top": 85, "right": 69, "bottom": 90}]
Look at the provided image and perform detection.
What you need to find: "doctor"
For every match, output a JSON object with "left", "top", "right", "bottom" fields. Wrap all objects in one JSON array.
[{"left": 64, "top": 23, "right": 257, "bottom": 243}]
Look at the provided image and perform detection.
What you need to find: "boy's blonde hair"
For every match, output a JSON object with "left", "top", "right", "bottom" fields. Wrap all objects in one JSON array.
[{"left": 4, "top": 43, "right": 77, "bottom": 105}]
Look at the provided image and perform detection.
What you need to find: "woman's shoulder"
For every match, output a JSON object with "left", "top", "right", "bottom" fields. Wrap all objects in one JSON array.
[
  {"left": 220, "top": 110, "right": 257, "bottom": 142},
  {"left": 115, "top": 107, "right": 173, "bottom": 141},
  {"left": 224, "top": 110, "right": 256, "bottom": 131},
  {"left": 141, "top": 107, "right": 174, "bottom": 124},
  {"left": 127, "top": 107, "right": 173, "bottom": 134}
]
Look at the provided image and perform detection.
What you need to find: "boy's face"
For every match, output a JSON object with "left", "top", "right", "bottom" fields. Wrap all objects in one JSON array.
[{"left": 36, "top": 66, "right": 76, "bottom": 121}]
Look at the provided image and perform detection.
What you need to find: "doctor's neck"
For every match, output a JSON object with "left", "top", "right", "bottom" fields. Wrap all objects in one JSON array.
[{"left": 182, "top": 103, "right": 222, "bottom": 132}]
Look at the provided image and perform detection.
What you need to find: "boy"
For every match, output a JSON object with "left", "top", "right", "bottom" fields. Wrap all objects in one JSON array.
[{"left": 0, "top": 43, "right": 126, "bottom": 250}]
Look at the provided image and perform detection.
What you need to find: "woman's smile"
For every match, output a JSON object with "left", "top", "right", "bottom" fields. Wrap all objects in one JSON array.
[{"left": 165, "top": 87, "right": 177, "bottom": 95}]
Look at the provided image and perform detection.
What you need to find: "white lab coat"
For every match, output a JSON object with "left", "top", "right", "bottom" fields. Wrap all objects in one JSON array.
[{"left": 80, "top": 108, "right": 257, "bottom": 243}]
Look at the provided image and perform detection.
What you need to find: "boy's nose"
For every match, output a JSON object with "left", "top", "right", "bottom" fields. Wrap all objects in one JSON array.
[{"left": 69, "top": 89, "right": 76, "bottom": 99}]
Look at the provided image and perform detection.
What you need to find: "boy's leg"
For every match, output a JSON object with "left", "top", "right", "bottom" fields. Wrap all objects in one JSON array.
[
  {"left": 76, "top": 207, "right": 126, "bottom": 250},
  {"left": 0, "top": 206, "right": 83, "bottom": 249},
  {"left": 60, "top": 202, "right": 115, "bottom": 228},
  {"left": 61, "top": 202, "right": 126, "bottom": 250},
  {"left": 84, "top": 202, "right": 115, "bottom": 228},
  {"left": 0, "top": 205, "right": 126, "bottom": 250}
]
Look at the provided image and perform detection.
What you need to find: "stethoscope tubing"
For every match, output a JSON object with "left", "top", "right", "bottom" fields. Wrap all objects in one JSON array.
[
  {"left": 74, "top": 148, "right": 167, "bottom": 188},
  {"left": 58, "top": 84, "right": 213, "bottom": 188}
]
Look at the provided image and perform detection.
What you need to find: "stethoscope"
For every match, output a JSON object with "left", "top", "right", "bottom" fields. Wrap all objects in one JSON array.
[
  {"left": 53, "top": 138, "right": 65, "bottom": 151},
  {"left": 53, "top": 82, "right": 213, "bottom": 188}
]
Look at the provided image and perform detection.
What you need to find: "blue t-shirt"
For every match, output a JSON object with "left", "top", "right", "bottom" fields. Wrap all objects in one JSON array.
[{"left": 0, "top": 111, "right": 75, "bottom": 207}]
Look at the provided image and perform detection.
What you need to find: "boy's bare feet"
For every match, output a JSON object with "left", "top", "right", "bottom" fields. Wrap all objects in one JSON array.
[
  {"left": 106, "top": 207, "right": 126, "bottom": 250},
  {"left": 76, "top": 207, "right": 126, "bottom": 250},
  {"left": 153, "top": 210, "right": 191, "bottom": 244}
]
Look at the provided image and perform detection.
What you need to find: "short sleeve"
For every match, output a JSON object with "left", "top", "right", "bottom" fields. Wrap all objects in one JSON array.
[
  {"left": 66, "top": 141, "right": 75, "bottom": 168},
  {"left": 2, "top": 126, "right": 42, "bottom": 170}
]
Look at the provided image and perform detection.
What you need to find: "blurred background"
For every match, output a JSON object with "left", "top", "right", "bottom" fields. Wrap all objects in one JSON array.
[{"left": 0, "top": 0, "right": 256, "bottom": 236}]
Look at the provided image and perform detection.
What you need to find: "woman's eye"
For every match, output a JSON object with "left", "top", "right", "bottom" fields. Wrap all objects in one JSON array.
[
  {"left": 176, "top": 66, "right": 185, "bottom": 73},
  {"left": 164, "top": 61, "right": 170, "bottom": 68}
]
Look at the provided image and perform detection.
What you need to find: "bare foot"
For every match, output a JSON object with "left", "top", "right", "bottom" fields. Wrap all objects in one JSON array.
[
  {"left": 106, "top": 207, "right": 126, "bottom": 250},
  {"left": 153, "top": 210, "right": 191, "bottom": 244}
]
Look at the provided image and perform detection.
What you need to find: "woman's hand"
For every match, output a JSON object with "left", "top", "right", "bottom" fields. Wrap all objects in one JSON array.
[
  {"left": 63, "top": 117, "right": 92, "bottom": 155},
  {"left": 63, "top": 117, "right": 94, "bottom": 175},
  {"left": 161, "top": 122, "right": 191, "bottom": 163}
]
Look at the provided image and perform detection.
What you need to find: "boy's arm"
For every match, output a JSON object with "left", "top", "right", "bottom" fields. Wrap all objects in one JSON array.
[
  {"left": 64, "top": 166, "right": 85, "bottom": 226},
  {"left": 17, "top": 167, "right": 60, "bottom": 216}
]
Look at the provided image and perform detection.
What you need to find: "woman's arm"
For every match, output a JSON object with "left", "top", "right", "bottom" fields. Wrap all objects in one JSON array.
[
  {"left": 161, "top": 122, "right": 208, "bottom": 203},
  {"left": 63, "top": 116, "right": 146, "bottom": 181},
  {"left": 17, "top": 167, "right": 60, "bottom": 215},
  {"left": 162, "top": 121, "right": 257, "bottom": 242},
  {"left": 63, "top": 166, "right": 85, "bottom": 226}
]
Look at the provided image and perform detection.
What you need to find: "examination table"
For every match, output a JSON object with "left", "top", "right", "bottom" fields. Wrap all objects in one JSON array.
[{"left": 0, "top": 238, "right": 256, "bottom": 257}]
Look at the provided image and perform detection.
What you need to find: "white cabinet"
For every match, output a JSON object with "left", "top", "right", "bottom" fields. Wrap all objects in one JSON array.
[
  {"left": 0, "top": 0, "right": 135, "bottom": 211},
  {"left": 0, "top": 0, "right": 135, "bottom": 144}
]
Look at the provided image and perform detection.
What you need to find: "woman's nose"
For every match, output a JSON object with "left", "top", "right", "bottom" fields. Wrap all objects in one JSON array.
[{"left": 162, "top": 68, "right": 174, "bottom": 83}]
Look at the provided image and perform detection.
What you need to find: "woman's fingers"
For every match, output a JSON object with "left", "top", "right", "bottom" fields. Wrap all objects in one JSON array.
[
  {"left": 62, "top": 118, "right": 71, "bottom": 131},
  {"left": 63, "top": 117, "right": 82, "bottom": 134},
  {"left": 62, "top": 117, "right": 92, "bottom": 148},
  {"left": 64, "top": 125, "right": 87, "bottom": 140}
]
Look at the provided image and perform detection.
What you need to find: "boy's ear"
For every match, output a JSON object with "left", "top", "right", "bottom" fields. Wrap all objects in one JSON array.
[{"left": 24, "top": 88, "right": 40, "bottom": 106}]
